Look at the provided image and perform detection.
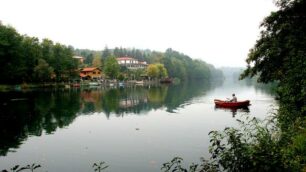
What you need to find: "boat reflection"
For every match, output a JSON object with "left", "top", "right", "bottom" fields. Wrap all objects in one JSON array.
[{"left": 214, "top": 105, "right": 250, "bottom": 117}]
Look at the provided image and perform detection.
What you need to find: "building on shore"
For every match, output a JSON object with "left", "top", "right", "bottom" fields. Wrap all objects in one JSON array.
[
  {"left": 79, "top": 67, "right": 102, "bottom": 80},
  {"left": 116, "top": 56, "right": 148, "bottom": 70},
  {"left": 73, "top": 56, "right": 84, "bottom": 63}
]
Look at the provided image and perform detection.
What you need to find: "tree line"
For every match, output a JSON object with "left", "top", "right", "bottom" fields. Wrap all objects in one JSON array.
[
  {"left": 75, "top": 47, "right": 224, "bottom": 82},
  {"left": 0, "top": 23, "right": 79, "bottom": 84},
  {"left": 0, "top": 22, "right": 223, "bottom": 84}
]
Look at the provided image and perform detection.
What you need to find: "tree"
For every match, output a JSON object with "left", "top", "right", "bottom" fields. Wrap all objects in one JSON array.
[
  {"left": 50, "top": 43, "right": 77, "bottom": 81},
  {"left": 0, "top": 23, "right": 78, "bottom": 84},
  {"left": 92, "top": 52, "right": 102, "bottom": 67},
  {"left": 0, "top": 23, "right": 23, "bottom": 84},
  {"left": 84, "top": 52, "right": 94, "bottom": 66},
  {"left": 162, "top": 49, "right": 189, "bottom": 80},
  {"left": 190, "top": 60, "right": 211, "bottom": 80},
  {"left": 239, "top": 0, "right": 306, "bottom": 170},
  {"left": 146, "top": 64, "right": 159, "bottom": 79},
  {"left": 240, "top": 0, "right": 306, "bottom": 122},
  {"left": 103, "top": 56, "right": 120, "bottom": 79},
  {"left": 34, "top": 59, "right": 54, "bottom": 82},
  {"left": 101, "top": 46, "right": 111, "bottom": 59},
  {"left": 156, "top": 63, "right": 168, "bottom": 78},
  {"left": 146, "top": 63, "right": 168, "bottom": 79},
  {"left": 20, "top": 36, "right": 42, "bottom": 82},
  {"left": 41, "top": 39, "right": 54, "bottom": 64}
]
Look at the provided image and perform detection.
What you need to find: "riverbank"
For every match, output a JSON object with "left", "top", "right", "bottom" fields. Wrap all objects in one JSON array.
[{"left": 0, "top": 79, "right": 176, "bottom": 92}]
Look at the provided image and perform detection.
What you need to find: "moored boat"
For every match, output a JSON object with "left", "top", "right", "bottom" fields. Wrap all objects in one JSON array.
[
  {"left": 214, "top": 99, "right": 250, "bottom": 108},
  {"left": 118, "top": 82, "right": 125, "bottom": 87},
  {"left": 160, "top": 78, "right": 172, "bottom": 84},
  {"left": 71, "top": 83, "right": 80, "bottom": 87},
  {"left": 89, "top": 82, "right": 100, "bottom": 86},
  {"left": 135, "top": 80, "right": 144, "bottom": 85}
]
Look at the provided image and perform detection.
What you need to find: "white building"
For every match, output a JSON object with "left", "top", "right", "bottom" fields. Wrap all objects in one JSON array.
[
  {"left": 73, "top": 56, "right": 84, "bottom": 63},
  {"left": 116, "top": 57, "right": 148, "bottom": 69}
]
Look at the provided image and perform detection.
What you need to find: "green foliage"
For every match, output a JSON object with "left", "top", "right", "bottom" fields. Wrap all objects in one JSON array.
[
  {"left": 117, "top": 73, "right": 125, "bottom": 81},
  {"left": 146, "top": 63, "right": 168, "bottom": 79},
  {"left": 190, "top": 60, "right": 210, "bottom": 80},
  {"left": 101, "top": 46, "right": 111, "bottom": 60},
  {"left": 161, "top": 157, "right": 194, "bottom": 172},
  {"left": 240, "top": 0, "right": 306, "bottom": 122},
  {"left": 52, "top": 43, "right": 78, "bottom": 81},
  {"left": 97, "top": 47, "right": 223, "bottom": 82},
  {"left": 204, "top": 115, "right": 305, "bottom": 172},
  {"left": 161, "top": 157, "right": 218, "bottom": 172},
  {"left": 0, "top": 24, "right": 23, "bottom": 84},
  {"left": 74, "top": 49, "right": 94, "bottom": 66},
  {"left": 1, "top": 163, "right": 41, "bottom": 172},
  {"left": 20, "top": 36, "right": 42, "bottom": 82},
  {"left": 33, "top": 59, "right": 54, "bottom": 82},
  {"left": 160, "top": 48, "right": 222, "bottom": 81},
  {"left": 162, "top": 114, "right": 299, "bottom": 172},
  {"left": 156, "top": 63, "right": 168, "bottom": 78},
  {"left": 113, "top": 47, "right": 146, "bottom": 61},
  {"left": 0, "top": 23, "right": 222, "bottom": 84},
  {"left": 208, "top": 115, "right": 286, "bottom": 172},
  {"left": 2, "top": 162, "right": 110, "bottom": 172},
  {"left": 0, "top": 23, "right": 79, "bottom": 84},
  {"left": 146, "top": 64, "right": 158, "bottom": 78},
  {"left": 236, "top": 0, "right": 306, "bottom": 170},
  {"left": 162, "top": 49, "right": 188, "bottom": 80},
  {"left": 125, "top": 68, "right": 146, "bottom": 80},
  {"left": 92, "top": 52, "right": 102, "bottom": 67},
  {"left": 103, "top": 56, "right": 120, "bottom": 79},
  {"left": 146, "top": 63, "right": 167, "bottom": 79}
]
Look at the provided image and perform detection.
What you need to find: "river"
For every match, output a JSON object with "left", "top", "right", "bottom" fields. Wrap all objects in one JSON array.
[{"left": 0, "top": 78, "right": 277, "bottom": 171}]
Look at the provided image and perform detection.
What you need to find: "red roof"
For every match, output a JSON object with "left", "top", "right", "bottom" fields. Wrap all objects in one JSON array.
[
  {"left": 81, "top": 67, "right": 99, "bottom": 72},
  {"left": 116, "top": 57, "right": 135, "bottom": 61}
]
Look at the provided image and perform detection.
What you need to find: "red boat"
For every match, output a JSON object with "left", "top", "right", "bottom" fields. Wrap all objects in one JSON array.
[{"left": 214, "top": 99, "right": 250, "bottom": 108}]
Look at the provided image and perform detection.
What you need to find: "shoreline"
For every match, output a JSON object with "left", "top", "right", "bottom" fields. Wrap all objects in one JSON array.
[{"left": 0, "top": 79, "right": 172, "bottom": 92}]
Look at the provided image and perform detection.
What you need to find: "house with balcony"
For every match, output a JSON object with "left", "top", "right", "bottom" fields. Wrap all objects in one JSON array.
[
  {"left": 79, "top": 67, "right": 102, "bottom": 80},
  {"left": 116, "top": 57, "right": 148, "bottom": 70}
]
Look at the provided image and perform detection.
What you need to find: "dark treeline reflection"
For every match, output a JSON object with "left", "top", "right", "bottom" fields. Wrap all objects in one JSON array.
[
  {"left": 0, "top": 90, "right": 81, "bottom": 156},
  {"left": 0, "top": 81, "right": 212, "bottom": 156}
]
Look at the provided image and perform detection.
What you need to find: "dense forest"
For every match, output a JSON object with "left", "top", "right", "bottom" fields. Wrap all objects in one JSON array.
[
  {"left": 0, "top": 22, "right": 223, "bottom": 85},
  {"left": 0, "top": 24, "right": 79, "bottom": 84}
]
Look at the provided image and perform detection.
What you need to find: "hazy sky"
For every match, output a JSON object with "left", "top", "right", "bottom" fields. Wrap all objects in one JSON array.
[{"left": 0, "top": 0, "right": 276, "bottom": 67}]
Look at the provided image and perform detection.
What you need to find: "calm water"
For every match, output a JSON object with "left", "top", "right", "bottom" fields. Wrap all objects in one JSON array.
[{"left": 0, "top": 79, "right": 277, "bottom": 171}]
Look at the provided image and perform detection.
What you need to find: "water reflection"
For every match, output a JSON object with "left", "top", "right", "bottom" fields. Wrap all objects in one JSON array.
[
  {"left": 79, "top": 81, "right": 212, "bottom": 116},
  {"left": 0, "top": 81, "right": 212, "bottom": 156},
  {"left": 214, "top": 106, "right": 250, "bottom": 117},
  {"left": 0, "top": 90, "right": 81, "bottom": 156}
]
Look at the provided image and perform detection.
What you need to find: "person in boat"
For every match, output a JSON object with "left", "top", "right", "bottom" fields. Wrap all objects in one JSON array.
[{"left": 230, "top": 93, "right": 237, "bottom": 102}]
